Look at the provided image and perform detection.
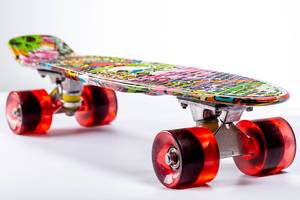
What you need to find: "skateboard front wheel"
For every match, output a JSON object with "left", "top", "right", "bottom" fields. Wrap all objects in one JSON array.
[
  {"left": 6, "top": 89, "right": 53, "bottom": 135},
  {"left": 234, "top": 117, "right": 296, "bottom": 176},
  {"left": 152, "top": 127, "right": 220, "bottom": 188},
  {"left": 75, "top": 85, "right": 117, "bottom": 127}
]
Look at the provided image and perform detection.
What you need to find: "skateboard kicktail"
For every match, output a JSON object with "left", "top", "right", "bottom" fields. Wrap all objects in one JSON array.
[{"left": 6, "top": 35, "right": 296, "bottom": 189}]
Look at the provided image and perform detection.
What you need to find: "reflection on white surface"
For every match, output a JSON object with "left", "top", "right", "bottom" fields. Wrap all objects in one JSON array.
[{"left": 164, "top": 174, "right": 173, "bottom": 185}]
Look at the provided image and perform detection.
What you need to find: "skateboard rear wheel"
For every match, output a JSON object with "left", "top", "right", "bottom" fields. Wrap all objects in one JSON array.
[
  {"left": 233, "top": 117, "right": 296, "bottom": 176},
  {"left": 75, "top": 85, "right": 117, "bottom": 127},
  {"left": 6, "top": 89, "right": 53, "bottom": 135},
  {"left": 152, "top": 127, "right": 219, "bottom": 188}
]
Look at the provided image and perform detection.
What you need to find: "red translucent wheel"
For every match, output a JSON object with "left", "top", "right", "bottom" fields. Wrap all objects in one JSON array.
[
  {"left": 6, "top": 89, "right": 53, "bottom": 135},
  {"left": 75, "top": 85, "right": 117, "bottom": 127},
  {"left": 152, "top": 127, "right": 220, "bottom": 189},
  {"left": 234, "top": 117, "right": 296, "bottom": 176}
]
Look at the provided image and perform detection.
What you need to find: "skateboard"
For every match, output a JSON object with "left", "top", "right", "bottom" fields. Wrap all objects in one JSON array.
[{"left": 6, "top": 35, "right": 296, "bottom": 189}]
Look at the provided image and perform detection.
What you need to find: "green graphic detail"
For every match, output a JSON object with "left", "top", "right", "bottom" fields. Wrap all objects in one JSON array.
[
  {"left": 8, "top": 35, "right": 74, "bottom": 63},
  {"left": 9, "top": 35, "right": 42, "bottom": 54}
]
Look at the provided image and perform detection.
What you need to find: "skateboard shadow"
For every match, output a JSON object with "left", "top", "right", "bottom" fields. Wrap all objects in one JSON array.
[
  {"left": 20, "top": 126, "right": 118, "bottom": 138},
  {"left": 23, "top": 125, "right": 158, "bottom": 187},
  {"left": 214, "top": 160, "right": 290, "bottom": 188},
  {"left": 17, "top": 121, "right": 296, "bottom": 190}
]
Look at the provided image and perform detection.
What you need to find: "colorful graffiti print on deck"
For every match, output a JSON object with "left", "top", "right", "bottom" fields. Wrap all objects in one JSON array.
[
  {"left": 8, "top": 35, "right": 289, "bottom": 106},
  {"left": 9, "top": 35, "right": 74, "bottom": 65}
]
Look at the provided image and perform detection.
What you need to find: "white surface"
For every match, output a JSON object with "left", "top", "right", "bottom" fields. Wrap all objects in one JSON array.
[
  {"left": 0, "top": 90, "right": 299, "bottom": 200},
  {"left": 1, "top": 0, "right": 300, "bottom": 91}
]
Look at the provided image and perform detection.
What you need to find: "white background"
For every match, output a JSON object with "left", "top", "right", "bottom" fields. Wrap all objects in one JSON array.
[
  {"left": 0, "top": 0, "right": 300, "bottom": 199},
  {"left": 1, "top": 0, "right": 300, "bottom": 91}
]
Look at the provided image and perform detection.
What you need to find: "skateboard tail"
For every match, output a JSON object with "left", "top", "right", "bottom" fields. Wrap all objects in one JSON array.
[{"left": 8, "top": 35, "right": 74, "bottom": 65}]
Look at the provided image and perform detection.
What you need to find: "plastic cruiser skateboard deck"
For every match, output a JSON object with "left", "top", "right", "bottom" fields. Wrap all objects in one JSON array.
[{"left": 6, "top": 35, "right": 296, "bottom": 189}]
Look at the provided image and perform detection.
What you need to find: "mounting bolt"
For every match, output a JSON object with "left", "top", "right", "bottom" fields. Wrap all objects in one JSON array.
[
  {"left": 12, "top": 107, "right": 21, "bottom": 118},
  {"left": 246, "top": 107, "right": 253, "bottom": 112},
  {"left": 181, "top": 103, "right": 188, "bottom": 109},
  {"left": 165, "top": 147, "right": 180, "bottom": 170}
]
